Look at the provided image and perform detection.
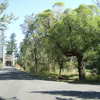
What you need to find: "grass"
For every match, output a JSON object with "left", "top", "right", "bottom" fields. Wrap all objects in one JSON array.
[
  {"left": 29, "top": 69, "right": 100, "bottom": 85},
  {"left": 30, "top": 71, "right": 78, "bottom": 82},
  {"left": 20, "top": 65, "right": 100, "bottom": 84}
]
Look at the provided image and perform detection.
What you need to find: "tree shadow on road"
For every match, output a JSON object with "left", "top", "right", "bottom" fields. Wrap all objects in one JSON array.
[
  {"left": 0, "top": 97, "right": 5, "bottom": 100},
  {"left": 0, "top": 97, "right": 18, "bottom": 100},
  {"left": 0, "top": 67, "right": 38, "bottom": 80},
  {"left": 0, "top": 71, "right": 35, "bottom": 80},
  {"left": 56, "top": 97, "right": 74, "bottom": 100},
  {"left": 0, "top": 68, "right": 57, "bottom": 80},
  {"left": 30, "top": 90, "right": 100, "bottom": 100}
]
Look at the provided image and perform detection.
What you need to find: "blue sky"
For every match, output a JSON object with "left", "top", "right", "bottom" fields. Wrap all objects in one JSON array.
[{"left": 6, "top": 0, "right": 93, "bottom": 46}]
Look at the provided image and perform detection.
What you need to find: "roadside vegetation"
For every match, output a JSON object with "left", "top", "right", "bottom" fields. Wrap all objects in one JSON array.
[
  {"left": 17, "top": 2, "right": 100, "bottom": 83},
  {"left": 0, "top": 60, "right": 3, "bottom": 69}
]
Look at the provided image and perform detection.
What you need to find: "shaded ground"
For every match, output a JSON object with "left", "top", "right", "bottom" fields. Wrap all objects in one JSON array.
[
  {"left": 0, "top": 67, "right": 35, "bottom": 80},
  {"left": 0, "top": 66, "right": 100, "bottom": 100}
]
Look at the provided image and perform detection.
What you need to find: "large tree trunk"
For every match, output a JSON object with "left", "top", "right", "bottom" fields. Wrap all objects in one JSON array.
[
  {"left": 34, "top": 48, "right": 38, "bottom": 73},
  {"left": 59, "top": 64, "right": 62, "bottom": 76},
  {"left": 57, "top": 58, "right": 63, "bottom": 76},
  {"left": 77, "top": 55, "right": 85, "bottom": 80}
]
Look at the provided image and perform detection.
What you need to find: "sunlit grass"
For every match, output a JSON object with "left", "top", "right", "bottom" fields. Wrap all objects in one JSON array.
[{"left": 19, "top": 64, "right": 100, "bottom": 84}]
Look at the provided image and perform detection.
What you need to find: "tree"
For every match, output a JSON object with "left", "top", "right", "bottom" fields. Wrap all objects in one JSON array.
[
  {"left": 36, "top": 4, "right": 99, "bottom": 80},
  {"left": 18, "top": 3, "right": 100, "bottom": 80},
  {"left": 19, "top": 15, "right": 46, "bottom": 72},
  {"left": 0, "top": 1, "right": 14, "bottom": 31},
  {"left": 6, "top": 33, "right": 17, "bottom": 55},
  {"left": 47, "top": 5, "right": 100, "bottom": 80},
  {"left": 0, "top": 0, "right": 14, "bottom": 63}
]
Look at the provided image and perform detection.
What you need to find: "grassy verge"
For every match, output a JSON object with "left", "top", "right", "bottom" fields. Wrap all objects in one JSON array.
[
  {"left": 30, "top": 71, "right": 100, "bottom": 85},
  {"left": 19, "top": 65, "right": 100, "bottom": 84},
  {"left": 30, "top": 71, "right": 78, "bottom": 82}
]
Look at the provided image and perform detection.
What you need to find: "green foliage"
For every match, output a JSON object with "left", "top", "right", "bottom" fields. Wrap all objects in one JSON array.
[
  {"left": 18, "top": 3, "right": 100, "bottom": 80},
  {"left": 86, "top": 46, "right": 100, "bottom": 74},
  {"left": 53, "top": 2, "right": 65, "bottom": 7},
  {"left": 6, "top": 33, "right": 17, "bottom": 55},
  {"left": 0, "top": 1, "right": 14, "bottom": 31}
]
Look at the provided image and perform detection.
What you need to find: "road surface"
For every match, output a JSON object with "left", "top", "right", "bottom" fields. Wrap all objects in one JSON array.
[{"left": 0, "top": 66, "right": 100, "bottom": 100}]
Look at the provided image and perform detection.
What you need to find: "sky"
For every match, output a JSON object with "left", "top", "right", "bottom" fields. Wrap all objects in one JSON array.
[{"left": 5, "top": 0, "right": 93, "bottom": 47}]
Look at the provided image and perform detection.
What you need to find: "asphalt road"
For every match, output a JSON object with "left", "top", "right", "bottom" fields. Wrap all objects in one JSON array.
[{"left": 0, "top": 66, "right": 100, "bottom": 100}]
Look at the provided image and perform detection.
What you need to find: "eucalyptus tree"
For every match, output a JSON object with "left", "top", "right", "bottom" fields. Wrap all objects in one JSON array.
[
  {"left": 0, "top": 0, "right": 14, "bottom": 64},
  {"left": 19, "top": 37, "right": 33, "bottom": 71},
  {"left": 47, "top": 4, "right": 100, "bottom": 80},
  {"left": 19, "top": 8, "right": 63, "bottom": 73},
  {"left": 0, "top": 0, "right": 14, "bottom": 43},
  {"left": 19, "top": 3, "right": 100, "bottom": 80},
  {"left": 20, "top": 14, "right": 49, "bottom": 72},
  {"left": 6, "top": 33, "right": 17, "bottom": 55},
  {"left": 0, "top": 1, "right": 14, "bottom": 32},
  {"left": 37, "top": 4, "right": 100, "bottom": 80}
]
